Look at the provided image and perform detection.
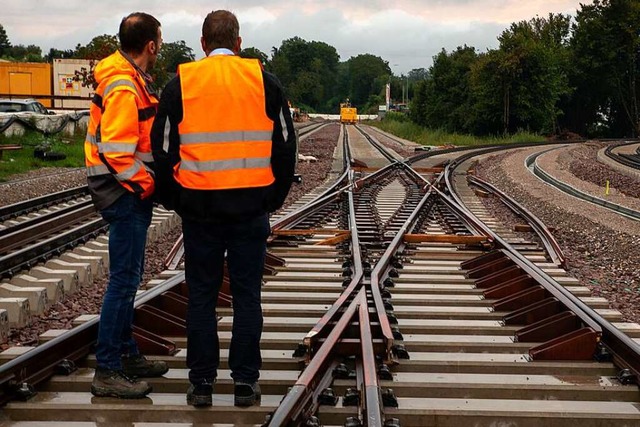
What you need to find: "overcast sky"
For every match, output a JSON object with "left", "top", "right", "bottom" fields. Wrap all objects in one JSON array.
[{"left": 4, "top": 0, "right": 589, "bottom": 75}]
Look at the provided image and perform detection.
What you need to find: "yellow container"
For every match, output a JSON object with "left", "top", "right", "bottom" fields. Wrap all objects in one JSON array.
[{"left": 0, "top": 61, "right": 52, "bottom": 107}]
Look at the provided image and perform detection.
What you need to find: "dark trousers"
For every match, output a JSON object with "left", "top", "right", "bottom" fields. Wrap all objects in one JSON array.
[
  {"left": 96, "top": 192, "right": 152, "bottom": 370},
  {"left": 182, "top": 214, "right": 269, "bottom": 385}
]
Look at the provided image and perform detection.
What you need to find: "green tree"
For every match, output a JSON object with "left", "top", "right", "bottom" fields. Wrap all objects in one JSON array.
[
  {"left": 420, "top": 46, "right": 478, "bottom": 133},
  {"left": 74, "top": 34, "right": 118, "bottom": 60},
  {"left": 0, "top": 24, "right": 11, "bottom": 57},
  {"left": 240, "top": 47, "right": 269, "bottom": 68},
  {"left": 468, "top": 50, "right": 506, "bottom": 134},
  {"left": 151, "top": 40, "right": 196, "bottom": 89},
  {"left": 159, "top": 40, "right": 195, "bottom": 74},
  {"left": 346, "top": 54, "right": 391, "bottom": 110},
  {"left": 405, "top": 68, "right": 429, "bottom": 104},
  {"left": 72, "top": 35, "right": 118, "bottom": 89},
  {"left": 566, "top": 0, "right": 640, "bottom": 136},
  {"left": 409, "top": 79, "right": 429, "bottom": 126},
  {"left": 270, "top": 37, "right": 339, "bottom": 111},
  {"left": 494, "top": 14, "right": 572, "bottom": 134},
  {"left": 4, "top": 44, "right": 44, "bottom": 62},
  {"left": 45, "top": 48, "right": 75, "bottom": 62}
]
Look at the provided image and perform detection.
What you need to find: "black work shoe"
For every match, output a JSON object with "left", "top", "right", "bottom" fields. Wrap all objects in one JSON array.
[
  {"left": 234, "top": 381, "right": 261, "bottom": 407},
  {"left": 122, "top": 354, "right": 169, "bottom": 378},
  {"left": 91, "top": 367, "right": 152, "bottom": 399},
  {"left": 187, "top": 381, "right": 214, "bottom": 407}
]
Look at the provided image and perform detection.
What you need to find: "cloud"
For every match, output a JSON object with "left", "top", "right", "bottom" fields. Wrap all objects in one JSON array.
[{"left": 3, "top": 0, "right": 587, "bottom": 73}]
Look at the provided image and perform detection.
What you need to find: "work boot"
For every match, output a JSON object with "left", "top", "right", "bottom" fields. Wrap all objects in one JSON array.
[
  {"left": 122, "top": 354, "right": 169, "bottom": 377},
  {"left": 91, "top": 367, "right": 152, "bottom": 399},
  {"left": 234, "top": 381, "right": 261, "bottom": 407},
  {"left": 186, "top": 381, "right": 214, "bottom": 407}
]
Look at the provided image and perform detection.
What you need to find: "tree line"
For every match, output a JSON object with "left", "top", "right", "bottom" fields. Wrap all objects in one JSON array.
[
  {"left": 410, "top": 0, "right": 640, "bottom": 138},
  {"left": 1, "top": 0, "right": 637, "bottom": 137},
  {"left": 0, "top": 23, "right": 416, "bottom": 115}
]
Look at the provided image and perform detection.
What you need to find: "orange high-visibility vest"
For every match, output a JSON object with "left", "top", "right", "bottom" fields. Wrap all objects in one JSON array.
[
  {"left": 175, "top": 56, "right": 275, "bottom": 190},
  {"left": 84, "top": 50, "right": 157, "bottom": 196}
]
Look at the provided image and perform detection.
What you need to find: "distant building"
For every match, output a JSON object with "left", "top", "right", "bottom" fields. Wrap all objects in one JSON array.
[
  {"left": 0, "top": 59, "right": 93, "bottom": 110},
  {"left": 53, "top": 58, "right": 92, "bottom": 109}
]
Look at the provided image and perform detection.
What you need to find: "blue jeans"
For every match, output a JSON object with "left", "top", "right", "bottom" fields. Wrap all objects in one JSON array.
[
  {"left": 182, "top": 214, "right": 269, "bottom": 385},
  {"left": 96, "top": 192, "right": 153, "bottom": 370}
]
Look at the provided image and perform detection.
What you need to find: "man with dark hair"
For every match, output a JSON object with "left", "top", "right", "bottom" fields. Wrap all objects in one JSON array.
[
  {"left": 86, "top": 12, "right": 168, "bottom": 399},
  {"left": 151, "top": 9, "right": 296, "bottom": 408}
]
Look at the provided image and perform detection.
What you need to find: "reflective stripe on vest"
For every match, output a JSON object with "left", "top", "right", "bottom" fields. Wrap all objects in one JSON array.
[
  {"left": 180, "top": 130, "right": 273, "bottom": 145},
  {"left": 176, "top": 56, "right": 275, "bottom": 190},
  {"left": 180, "top": 157, "right": 271, "bottom": 172}
]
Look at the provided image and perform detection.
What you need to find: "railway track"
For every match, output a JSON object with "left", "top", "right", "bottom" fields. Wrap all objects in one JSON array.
[
  {"left": 604, "top": 141, "right": 640, "bottom": 171},
  {"left": 527, "top": 146, "right": 640, "bottom": 221},
  {"left": 0, "top": 124, "right": 639, "bottom": 426}
]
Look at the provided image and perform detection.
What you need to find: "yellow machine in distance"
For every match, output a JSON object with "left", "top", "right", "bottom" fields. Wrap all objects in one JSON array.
[{"left": 340, "top": 101, "right": 357, "bottom": 124}]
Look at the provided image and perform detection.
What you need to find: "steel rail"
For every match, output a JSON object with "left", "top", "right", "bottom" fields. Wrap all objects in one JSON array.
[
  {"left": 405, "top": 139, "right": 582, "bottom": 169},
  {"left": 266, "top": 289, "right": 364, "bottom": 426},
  {"left": 0, "top": 271, "right": 185, "bottom": 406},
  {"left": 164, "top": 233, "right": 185, "bottom": 270},
  {"left": 297, "top": 122, "right": 328, "bottom": 140},
  {"left": 467, "top": 174, "right": 566, "bottom": 268},
  {"left": 268, "top": 129, "right": 389, "bottom": 425},
  {"left": 358, "top": 291, "right": 384, "bottom": 427},
  {"left": 605, "top": 140, "right": 640, "bottom": 170},
  {"left": 354, "top": 124, "right": 402, "bottom": 163},
  {"left": 271, "top": 125, "right": 352, "bottom": 232},
  {"left": 0, "top": 199, "right": 94, "bottom": 238},
  {"left": 272, "top": 162, "right": 399, "bottom": 233},
  {"left": 276, "top": 134, "right": 407, "bottom": 350},
  {"left": 443, "top": 145, "right": 640, "bottom": 380},
  {"left": 304, "top": 187, "right": 364, "bottom": 349},
  {"left": 0, "top": 216, "right": 107, "bottom": 278},
  {"left": 0, "top": 204, "right": 97, "bottom": 253},
  {"left": 0, "top": 185, "right": 88, "bottom": 222}
]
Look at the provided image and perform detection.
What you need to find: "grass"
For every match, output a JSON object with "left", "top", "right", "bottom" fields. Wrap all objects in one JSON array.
[
  {"left": 365, "top": 117, "right": 546, "bottom": 147},
  {"left": 0, "top": 130, "right": 86, "bottom": 182}
]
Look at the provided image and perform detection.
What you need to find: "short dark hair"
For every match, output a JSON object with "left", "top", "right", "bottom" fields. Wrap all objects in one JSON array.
[
  {"left": 202, "top": 10, "right": 239, "bottom": 51},
  {"left": 119, "top": 12, "right": 161, "bottom": 55}
]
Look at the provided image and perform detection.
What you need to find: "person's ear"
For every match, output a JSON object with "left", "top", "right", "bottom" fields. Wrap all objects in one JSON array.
[{"left": 201, "top": 36, "right": 208, "bottom": 55}]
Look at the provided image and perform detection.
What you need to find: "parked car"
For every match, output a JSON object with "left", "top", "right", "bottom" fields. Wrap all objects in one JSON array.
[{"left": 0, "top": 99, "right": 55, "bottom": 114}]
